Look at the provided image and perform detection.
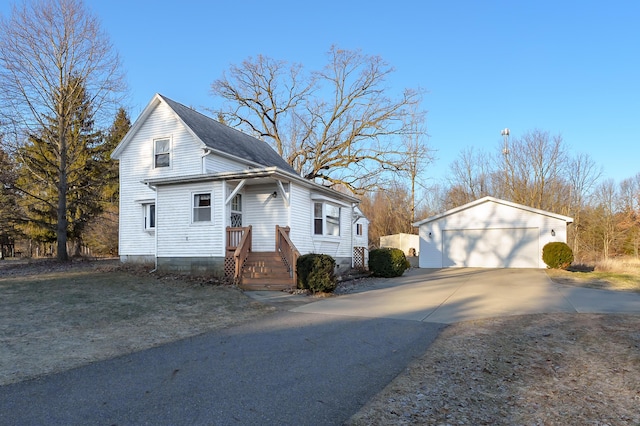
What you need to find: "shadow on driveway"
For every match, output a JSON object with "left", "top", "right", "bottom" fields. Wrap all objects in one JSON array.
[{"left": 292, "top": 268, "right": 640, "bottom": 323}]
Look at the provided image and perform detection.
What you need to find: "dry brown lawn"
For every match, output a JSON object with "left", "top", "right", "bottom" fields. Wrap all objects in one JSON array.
[
  {"left": 347, "top": 313, "right": 640, "bottom": 425},
  {"left": 0, "top": 259, "right": 275, "bottom": 386}
]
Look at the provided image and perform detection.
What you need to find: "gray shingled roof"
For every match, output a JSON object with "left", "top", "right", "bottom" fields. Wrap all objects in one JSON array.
[{"left": 160, "top": 95, "right": 299, "bottom": 175}]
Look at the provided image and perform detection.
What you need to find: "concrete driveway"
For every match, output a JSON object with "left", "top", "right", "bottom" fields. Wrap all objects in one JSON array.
[{"left": 290, "top": 268, "right": 640, "bottom": 323}]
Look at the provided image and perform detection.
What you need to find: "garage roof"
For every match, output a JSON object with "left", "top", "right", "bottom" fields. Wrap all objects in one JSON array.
[{"left": 412, "top": 196, "right": 573, "bottom": 226}]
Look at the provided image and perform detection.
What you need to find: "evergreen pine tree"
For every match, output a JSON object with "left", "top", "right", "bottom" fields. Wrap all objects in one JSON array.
[{"left": 15, "top": 78, "right": 108, "bottom": 256}]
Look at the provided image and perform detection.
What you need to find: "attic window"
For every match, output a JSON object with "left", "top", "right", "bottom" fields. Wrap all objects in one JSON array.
[{"left": 154, "top": 138, "right": 171, "bottom": 168}]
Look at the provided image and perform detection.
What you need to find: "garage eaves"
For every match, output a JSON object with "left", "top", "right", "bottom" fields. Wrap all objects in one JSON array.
[{"left": 412, "top": 196, "right": 574, "bottom": 227}]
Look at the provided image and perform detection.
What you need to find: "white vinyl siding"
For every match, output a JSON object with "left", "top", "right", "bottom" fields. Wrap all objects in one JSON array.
[
  {"left": 156, "top": 182, "right": 224, "bottom": 257},
  {"left": 243, "top": 184, "right": 287, "bottom": 252},
  {"left": 117, "top": 101, "right": 210, "bottom": 257},
  {"left": 353, "top": 218, "right": 369, "bottom": 249},
  {"left": 289, "top": 184, "right": 312, "bottom": 253}
]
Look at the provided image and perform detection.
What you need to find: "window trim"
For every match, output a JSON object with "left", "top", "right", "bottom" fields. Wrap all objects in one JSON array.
[
  {"left": 143, "top": 203, "right": 156, "bottom": 232},
  {"left": 192, "top": 192, "right": 212, "bottom": 223},
  {"left": 153, "top": 137, "right": 172, "bottom": 169},
  {"left": 313, "top": 201, "right": 341, "bottom": 237}
]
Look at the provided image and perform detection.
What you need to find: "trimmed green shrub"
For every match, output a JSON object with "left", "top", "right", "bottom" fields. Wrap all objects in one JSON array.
[
  {"left": 296, "top": 253, "right": 337, "bottom": 293},
  {"left": 542, "top": 242, "right": 574, "bottom": 269},
  {"left": 369, "top": 248, "right": 409, "bottom": 278}
]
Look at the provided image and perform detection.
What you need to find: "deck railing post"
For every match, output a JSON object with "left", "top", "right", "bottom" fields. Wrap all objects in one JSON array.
[
  {"left": 226, "top": 226, "right": 252, "bottom": 282},
  {"left": 275, "top": 225, "right": 299, "bottom": 286}
]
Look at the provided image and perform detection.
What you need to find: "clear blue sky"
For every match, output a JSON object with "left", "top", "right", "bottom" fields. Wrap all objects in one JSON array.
[{"left": 3, "top": 0, "right": 639, "bottom": 185}]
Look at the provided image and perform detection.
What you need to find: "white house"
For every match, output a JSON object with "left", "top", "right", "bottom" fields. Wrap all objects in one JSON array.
[
  {"left": 412, "top": 196, "right": 573, "bottom": 269},
  {"left": 111, "top": 94, "right": 368, "bottom": 289}
]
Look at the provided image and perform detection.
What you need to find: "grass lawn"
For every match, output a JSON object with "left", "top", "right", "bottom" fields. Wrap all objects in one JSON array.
[
  {"left": 546, "top": 258, "right": 640, "bottom": 292},
  {"left": 0, "top": 260, "right": 275, "bottom": 385}
]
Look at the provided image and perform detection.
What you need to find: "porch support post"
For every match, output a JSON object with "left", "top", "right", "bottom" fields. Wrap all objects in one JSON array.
[{"left": 225, "top": 179, "right": 247, "bottom": 205}]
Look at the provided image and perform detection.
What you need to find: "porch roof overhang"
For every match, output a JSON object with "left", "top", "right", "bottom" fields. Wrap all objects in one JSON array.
[
  {"left": 143, "top": 167, "right": 284, "bottom": 187},
  {"left": 142, "top": 167, "right": 361, "bottom": 204}
]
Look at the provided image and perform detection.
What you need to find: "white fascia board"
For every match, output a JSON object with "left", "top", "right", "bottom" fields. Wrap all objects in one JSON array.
[
  {"left": 413, "top": 196, "right": 573, "bottom": 226},
  {"left": 111, "top": 94, "right": 164, "bottom": 159}
]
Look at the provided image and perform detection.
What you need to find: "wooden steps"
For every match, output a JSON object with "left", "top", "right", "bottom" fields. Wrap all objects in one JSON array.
[{"left": 239, "top": 252, "right": 294, "bottom": 291}]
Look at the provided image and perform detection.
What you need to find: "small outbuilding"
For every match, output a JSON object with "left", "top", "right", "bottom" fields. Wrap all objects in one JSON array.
[
  {"left": 412, "top": 196, "right": 573, "bottom": 269},
  {"left": 380, "top": 233, "right": 419, "bottom": 256}
]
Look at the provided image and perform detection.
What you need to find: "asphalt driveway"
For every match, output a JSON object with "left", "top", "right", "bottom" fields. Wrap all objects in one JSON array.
[
  {"left": 291, "top": 268, "right": 640, "bottom": 323},
  {"left": 0, "top": 312, "right": 444, "bottom": 425}
]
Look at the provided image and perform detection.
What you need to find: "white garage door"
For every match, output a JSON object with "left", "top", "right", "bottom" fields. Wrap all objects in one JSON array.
[{"left": 443, "top": 228, "right": 539, "bottom": 268}]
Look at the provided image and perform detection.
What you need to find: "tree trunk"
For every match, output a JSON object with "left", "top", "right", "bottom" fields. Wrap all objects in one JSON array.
[{"left": 57, "top": 116, "right": 68, "bottom": 262}]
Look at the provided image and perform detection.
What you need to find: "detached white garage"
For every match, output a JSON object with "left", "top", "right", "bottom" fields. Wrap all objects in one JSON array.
[{"left": 413, "top": 196, "right": 573, "bottom": 269}]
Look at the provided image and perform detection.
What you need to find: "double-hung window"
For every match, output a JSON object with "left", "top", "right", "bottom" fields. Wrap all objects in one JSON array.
[
  {"left": 193, "top": 193, "right": 211, "bottom": 222},
  {"left": 154, "top": 138, "right": 171, "bottom": 168},
  {"left": 144, "top": 203, "right": 156, "bottom": 231},
  {"left": 313, "top": 202, "right": 340, "bottom": 236}
]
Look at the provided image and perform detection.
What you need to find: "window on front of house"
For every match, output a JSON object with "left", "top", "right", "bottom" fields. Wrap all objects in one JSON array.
[
  {"left": 193, "top": 193, "right": 211, "bottom": 222},
  {"left": 154, "top": 138, "right": 170, "bottom": 168},
  {"left": 356, "top": 223, "right": 363, "bottom": 236},
  {"left": 313, "top": 202, "right": 340, "bottom": 236},
  {"left": 144, "top": 203, "right": 156, "bottom": 230}
]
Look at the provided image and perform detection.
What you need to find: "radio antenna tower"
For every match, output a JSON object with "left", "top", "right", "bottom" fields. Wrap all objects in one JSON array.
[{"left": 501, "top": 128, "right": 510, "bottom": 156}]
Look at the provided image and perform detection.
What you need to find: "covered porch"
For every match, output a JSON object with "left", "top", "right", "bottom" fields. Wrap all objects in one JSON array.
[{"left": 221, "top": 171, "right": 299, "bottom": 290}]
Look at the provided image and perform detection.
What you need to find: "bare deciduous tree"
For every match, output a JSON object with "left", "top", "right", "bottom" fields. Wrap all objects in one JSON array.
[
  {"left": 360, "top": 184, "right": 415, "bottom": 248},
  {"left": 211, "top": 46, "right": 426, "bottom": 194},
  {"left": 502, "top": 129, "right": 567, "bottom": 211},
  {"left": 400, "top": 106, "right": 433, "bottom": 222},
  {"left": 565, "top": 153, "right": 602, "bottom": 260},
  {"left": 592, "top": 179, "right": 619, "bottom": 259},
  {"left": 0, "top": 0, "right": 126, "bottom": 261},
  {"left": 446, "top": 146, "right": 494, "bottom": 208},
  {"left": 617, "top": 173, "right": 640, "bottom": 257}
]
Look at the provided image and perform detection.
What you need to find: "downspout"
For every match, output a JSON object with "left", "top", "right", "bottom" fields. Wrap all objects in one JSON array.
[
  {"left": 201, "top": 148, "right": 212, "bottom": 173},
  {"left": 145, "top": 182, "right": 158, "bottom": 272}
]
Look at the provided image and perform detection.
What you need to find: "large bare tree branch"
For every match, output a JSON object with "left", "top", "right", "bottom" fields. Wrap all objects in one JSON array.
[{"left": 211, "top": 46, "right": 428, "bottom": 193}]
